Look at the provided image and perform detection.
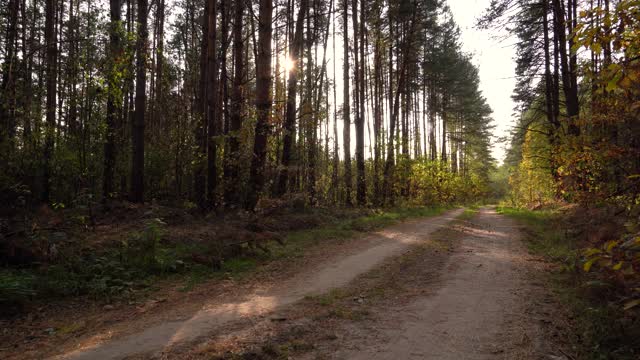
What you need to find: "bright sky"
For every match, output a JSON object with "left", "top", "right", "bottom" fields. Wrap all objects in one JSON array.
[{"left": 448, "top": 0, "right": 517, "bottom": 163}]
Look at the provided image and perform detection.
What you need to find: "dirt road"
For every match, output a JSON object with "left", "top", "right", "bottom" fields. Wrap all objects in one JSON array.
[
  {"left": 330, "top": 207, "right": 556, "bottom": 360},
  {"left": 57, "top": 209, "right": 464, "bottom": 359},
  {"left": 51, "top": 207, "right": 566, "bottom": 359}
]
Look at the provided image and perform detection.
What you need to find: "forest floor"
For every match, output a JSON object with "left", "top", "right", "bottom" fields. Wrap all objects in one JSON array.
[{"left": 3, "top": 207, "right": 574, "bottom": 359}]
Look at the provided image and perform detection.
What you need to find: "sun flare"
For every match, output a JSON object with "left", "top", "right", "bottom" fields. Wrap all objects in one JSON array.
[{"left": 283, "top": 57, "right": 295, "bottom": 72}]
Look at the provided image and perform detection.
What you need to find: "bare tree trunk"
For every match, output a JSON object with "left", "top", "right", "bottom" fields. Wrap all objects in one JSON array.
[
  {"left": 542, "top": 0, "right": 562, "bottom": 187},
  {"left": 1, "top": 0, "right": 19, "bottom": 140},
  {"left": 194, "top": 0, "right": 208, "bottom": 209},
  {"left": 220, "top": 0, "right": 230, "bottom": 140},
  {"left": 20, "top": 0, "right": 34, "bottom": 146},
  {"left": 43, "top": 0, "right": 58, "bottom": 202},
  {"left": 441, "top": 93, "right": 447, "bottom": 163},
  {"left": 206, "top": 0, "right": 219, "bottom": 207},
  {"left": 224, "top": 0, "right": 244, "bottom": 206},
  {"left": 383, "top": 17, "right": 396, "bottom": 202},
  {"left": 276, "top": 0, "right": 308, "bottom": 196},
  {"left": 551, "top": 0, "right": 579, "bottom": 135},
  {"left": 331, "top": 7, "right": 340, "bottom": 203},
  {"left": 355, "top": 0, "right": 366, "bottom": 205},
  {"left": 153, "top": 0, "right": 165, "bottom": 127},
  {"left": 305, "top": 0, "right": 316, "bottom": 203},
  {"left": 67, "top": 0, "right": 78, "bottom": 138},
  {"left": 384, "top": 7, "right": 418, "bottom": 202},
  {"left": 104, "top": 0, "right": 122, "bottom": 199},
  {"left": 130, "top": 0, "right": 147, "bottom": 203},
  {"left": 342, "top": 0, "right": 353, "bottom": 205},
  {"left": 429, "top": 79, "right": 437, "bottom": 161},
  {"left": 373, "top": 12, "right": 383, "bottom": 205},
  {"left": 246, "top": 0, "right": 273, "bottom": 210}
]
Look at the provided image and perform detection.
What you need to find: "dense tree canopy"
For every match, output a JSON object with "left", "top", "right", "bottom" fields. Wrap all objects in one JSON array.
[
  {"left": 0, "top": 0, "right": 495, "bottom": 212},
  {"left": 486, "top": 0, "right": 639, "bottom": 207}
]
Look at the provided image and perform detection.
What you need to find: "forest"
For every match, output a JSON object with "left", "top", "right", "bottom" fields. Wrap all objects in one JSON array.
[
  {"left": 0, "top": 0, "right": 493, "bottom": 210},
  {"left": 0, "top": 0, "right": 639, "bottom": 358}
]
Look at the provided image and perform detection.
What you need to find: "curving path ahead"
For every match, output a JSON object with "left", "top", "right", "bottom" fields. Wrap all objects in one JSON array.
[{"left": 58, "top": 209, "right": 464, "bottom": 359}]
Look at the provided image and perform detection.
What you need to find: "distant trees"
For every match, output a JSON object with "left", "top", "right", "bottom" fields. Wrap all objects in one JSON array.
[
  {"left": 490, "top": 0, "right": 640, "bottom": 206},
  {"left": 0, "top": 0, "right": 495, "bottom": 211}
]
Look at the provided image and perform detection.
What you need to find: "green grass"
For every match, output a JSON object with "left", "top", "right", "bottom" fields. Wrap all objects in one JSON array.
[
  {"left": 345, "top": 206, "right": 448, "bottom": 232},
  {"left": 268, "top": 206, "right": 449, "bottom": 261},
  {"left": 496, "top": 206, "right": 577, "bottom": 262},
  {"left": 498, "top": 206, "right": 637, "bottom": 360},
  {"left": 221, "top": 257, "right": 257, "bottom": 273},
  {"left": 1, "top": 205, "right": 452, "bottom": 310},
  {"left": 305, "top": 288, "right": 348, "bottom": 306},
  {"left": 458, "top": 208, "right": 479, "bottom": 221}
]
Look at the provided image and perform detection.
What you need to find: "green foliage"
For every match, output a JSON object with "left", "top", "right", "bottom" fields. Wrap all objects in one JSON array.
[
  {"left": 458, "top": 208, "right": 478, "bottom": 221},
  {"left": 0, "top": 218, "right": 187, "bottom": 303},
  {"left": 488, "top": 164, "right": 510, "bottom": 201},
  {"left": 497, "top": 207, "right": 576, "bottom": 262},
  {"left": 220, "top": 258, "right": 257, "bottom": 274},
  {"left": 503, "top": 112, "right": 556, "bottom": 208},
  {"left": 403, "top": 160, "right": 489, "bottom": 205},
  {"left": 582, "top": 235, "right": 640, "bottom": 312},
  {"left": 120, "top": 219, "right": 174, "bottom": 273},
  {"left": 0, "top": 205, "right": 451, "bottom": 308},
  {"left": 500, "top": 207, "right": 640, "bottom": 359},
  {"left": 0, "top": 270, "right": 36, "bottom": 305}
]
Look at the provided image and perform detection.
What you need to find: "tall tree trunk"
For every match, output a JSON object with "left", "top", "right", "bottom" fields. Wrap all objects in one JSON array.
[
  {"left": 429, "top": 79, "right": 437, "bottom": 161},
  {"left": 67, "top": 0, "right": 78, "bottom": 138},
  {"left": 543, "top": 0, "right": 558, "bottom": 130},
  {"left": 551, "top": 0, "right": 579, "bottom": 135},
  {"left": 20, "top": 0, "right": 33, "bottom": 147},
  {"left": 373, "top": 17, "right": 383, "bottom": 205},
  {"left": 543, "top": 0, "right": 562, "bottom": 187},
  {"left": 104, "top": 0, "right": 122, "bottom": 199},
  {"left": 383, "top": 17, "right": 396, "bottom": 202},
  {"left": 441, "top": 94, "right": 447, "bottom": 163},
  {"left": 305, "top": 1, "right": 315, "bottom": 203},
  {"left": 43, "top": 0, "right": 58, "bottom": 202},
  {"left": 194, "top": 0, "right": 208, "bottom": 210},
  {"left": 206, "top": 0, "right": 219, "bottom": 207},
  {"left": 308, "top": 0, "right": 333, "bottom": 204},
  {"left": 1, "top": 0, "right": 19, "bottom": 140},
  {"left": 224, "top": 0, "right": 244, "bottom": 206},
  {"left": 276, "top": 0, "right": 308, "bottom": 196},
  {"left": 602, "top": 0, "right": 612, "bottom": 65},
  {"left": 552, "top": 8, "right": 561, "bottom": 124},
  {"left": 342, "top": 0, "right": 353, "bottom": 205},
  {"left": 220, "top": 0, "right": 230, "bottom": 139},
  {"left": 383, "top": 4, "right": 418, "bottom": 202},
  {"left": 153, "top": 0, "right": 165, "bottom": 127},
  {"left": 246, "top": 0, "right": 273, "bottom": 210},
  {"left": 355, "top": 0, "right": 366, "bottom": 205},
  {"left": 131, "top": 0, "right": 148, "bottom": 203},
  {"left": 331, "top": 7, "right": 340, "bottom": 203}
]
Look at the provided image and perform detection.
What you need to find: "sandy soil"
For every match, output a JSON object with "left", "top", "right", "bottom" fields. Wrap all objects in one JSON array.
[
  {"left": 329, "top": 207, "right": 557, "bottom": 360},
  {"left": 52, "top": 209, "right": 463, "bottom": 359},
  {"left": 178, "top": 206, "right": 570, "bottom": 360}
]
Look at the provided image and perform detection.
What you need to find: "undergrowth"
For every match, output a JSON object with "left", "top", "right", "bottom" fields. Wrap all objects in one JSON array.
[
  {"left": 497, "top": 206, "right": 638, "bottom": 360},
  {"left": 1, "top": 205, "right": 449, "bottom": 312},
  {"left": 458, "top": 207, "right": 479, "bottom": 221}
]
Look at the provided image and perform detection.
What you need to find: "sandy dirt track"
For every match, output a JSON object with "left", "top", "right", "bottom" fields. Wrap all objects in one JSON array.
[
  {"left": 332, "top": 207, "right": 549, "bottom": 360},
  {"left": 58, "top": 209, "right": 464, "bottom": 359}
]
